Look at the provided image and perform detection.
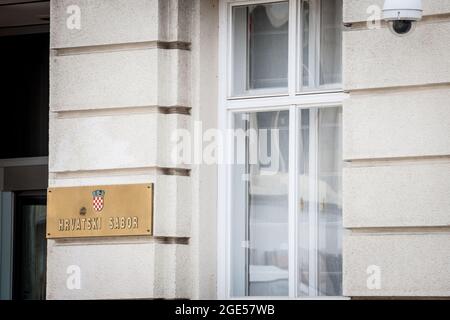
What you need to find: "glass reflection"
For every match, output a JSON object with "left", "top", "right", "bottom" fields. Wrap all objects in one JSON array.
[{"left": 232, "top": 111, "right": 290, "bottom": 296}]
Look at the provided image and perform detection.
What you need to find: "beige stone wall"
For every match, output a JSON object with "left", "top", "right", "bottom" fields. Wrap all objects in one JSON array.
[
  {"left": 343, "top": 0, "right": 450, "bottom": 298},
  {"left": 47, "top": 0, "right": 218, "bottom": 299}
]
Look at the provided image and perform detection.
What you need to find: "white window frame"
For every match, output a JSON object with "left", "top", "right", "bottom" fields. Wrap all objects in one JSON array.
[{"left": 217, "top": 0, "right": 348, "bottom": 300}]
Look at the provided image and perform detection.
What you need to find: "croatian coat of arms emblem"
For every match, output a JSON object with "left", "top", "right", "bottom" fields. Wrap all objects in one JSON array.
[{"left": 92, "top": 190, "right": 106, "bottom": 212}]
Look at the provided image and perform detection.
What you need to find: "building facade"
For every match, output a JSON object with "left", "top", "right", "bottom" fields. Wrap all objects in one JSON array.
[{"left": 0, "top": 0, "right": 449, "bottom": 300}]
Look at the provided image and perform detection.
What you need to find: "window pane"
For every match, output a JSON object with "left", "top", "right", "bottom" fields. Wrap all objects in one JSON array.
[
  {"left": 297, "top": 107, "right": 342, "bottom": 296},
  {"left": 232, "top": 2, "right": 289, "bottom": 96},
  {"left": 317, "top": 107, "right": 343, "bottom": 296},
  {"left": 301, "top": 0, "right": 311, "bottom": 88},
  {"left": 319, "top": 0, "right": 342, "bottom": 87},
  {"left": 297, "top": 109, "right": 310, "bottom": 296},
  {"left": 231, "top": 111, "right": 290, "bottom": 297},
  {"left": 300, "top": 0, "right": 342, "bottom": 90}
]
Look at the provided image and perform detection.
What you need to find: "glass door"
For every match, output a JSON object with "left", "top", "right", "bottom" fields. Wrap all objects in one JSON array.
[{"left": 13, "top": 193, "right": 47, "bottom": 300}]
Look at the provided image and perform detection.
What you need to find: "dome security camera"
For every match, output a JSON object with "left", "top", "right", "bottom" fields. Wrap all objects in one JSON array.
[{"left": 382, "top": 0, "right": 423, "bottom": 36}]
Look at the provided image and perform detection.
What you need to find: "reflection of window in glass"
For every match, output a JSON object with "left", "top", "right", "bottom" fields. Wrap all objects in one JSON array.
[
  {"left": 225, "top": 0, "right": 343, "bottom": 299},
  {"left": 232, "top": 2, "right": 289, "bottom": 96},
  {"left": 319, "top": 0, "right": 342, "bottom": 87},
  {"left": 231, "top": 111, "right": 290, "bottom": 297},
  {"left": 300, "top": 0, "right": 342, "bottom": 91},
  {"left": 298, "top": 107, "right": 343, "bottom": 297},
  {"left": 230, "top": 107, "right": 342, "bottom": 298},
  {"left": 301, "top": 0, "right": 311, "bottom": 87}
]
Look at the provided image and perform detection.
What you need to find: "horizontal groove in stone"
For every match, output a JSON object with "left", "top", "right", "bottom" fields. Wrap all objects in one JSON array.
[
  {"left": 53, "top": 40, "right": 191, "bottom": 56},
  {"left": 158, "top": 106, "right": 191, "bottom": 115},
  {"left": 344, "top": 13, "right": 450, "bottom": 31},
  {"left": 347, "top": 226, "right": 450, "bottom": 235},
  {"left": 351, "top": 297, "right": 450, "bottom": 300},
  {"left": 52, "top": 236, "right": 189, "bottom": 246},
  {"left": 158, "top": 167, "right": 190, "bottom": 177},
  {"left": 153, "top": 237, "right": 189, "bottom": 245},
  {"left": 50, "top": 167, "right": 191, "bottom": 178},
  {"left": 344, "top": 155, "right": 450, "bottom": 167},
  {"left": 345, "top": 82, "right": 450, "bottom": 95},
  {"left": 53, "top": 105, "right": 191, "bottom": 118}
]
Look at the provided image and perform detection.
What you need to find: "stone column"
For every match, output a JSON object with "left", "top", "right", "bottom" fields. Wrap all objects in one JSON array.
[{"left": 46, "top": 0, "right": 215, "bottom": 299}]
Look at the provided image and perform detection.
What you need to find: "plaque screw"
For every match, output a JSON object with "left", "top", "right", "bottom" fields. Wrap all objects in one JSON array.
[{"left": 79, "top": 207, "right": 87, "bottom": 215}]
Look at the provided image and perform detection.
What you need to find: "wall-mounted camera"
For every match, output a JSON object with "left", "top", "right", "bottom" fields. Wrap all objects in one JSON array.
[{"left": 383, "top": 0, "right": 423, "bottom": 36}]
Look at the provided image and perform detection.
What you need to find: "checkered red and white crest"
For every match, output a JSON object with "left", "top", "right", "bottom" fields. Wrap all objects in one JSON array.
[{"left": 92, "top": 190, "right": 105, "bottom": 212}]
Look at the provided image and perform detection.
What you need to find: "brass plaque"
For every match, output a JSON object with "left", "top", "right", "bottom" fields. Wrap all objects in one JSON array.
[{"left": 46, "top": 184, "right": 153, "bottom": 239}]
